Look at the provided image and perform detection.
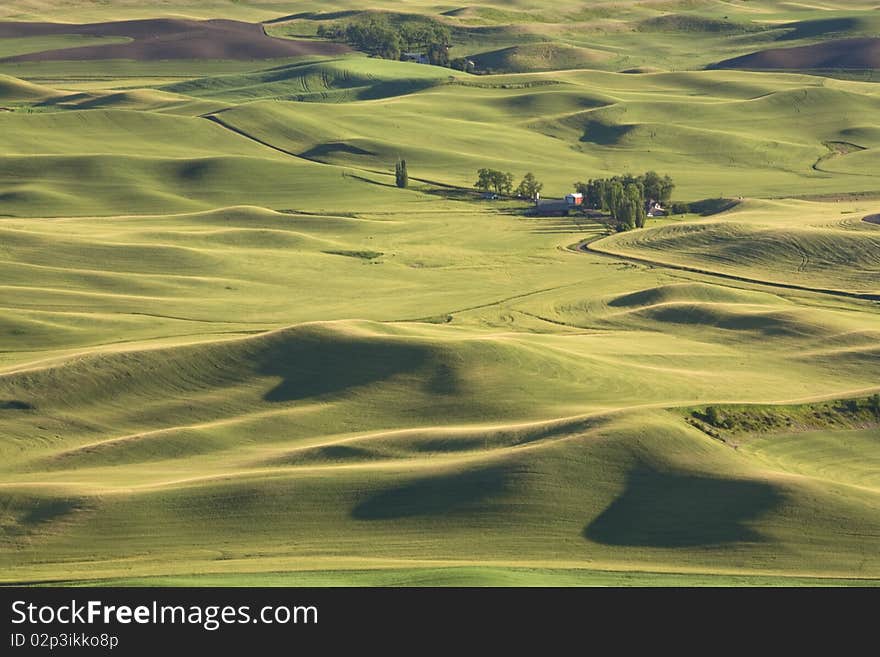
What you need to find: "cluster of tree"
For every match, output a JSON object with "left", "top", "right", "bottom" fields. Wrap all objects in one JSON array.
[
  {"left": 475, "top": 169, "right": 544, "bottom": 199},
  {"left": 475, "top": 168, "right": 514, "bottom": 195},
  {"left": 395, "top": 158, "right": 408, "bottom": 188},
  {"left": 574, "top": 171, "right": 674, "bottom": 231},
  {"left": 317, "top": 17, "right": 451, "bottom": 65}
]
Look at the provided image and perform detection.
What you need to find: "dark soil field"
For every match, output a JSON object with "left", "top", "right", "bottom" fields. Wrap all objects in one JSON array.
[
  {"left": 713, "top": 37, "right": 880, "bottom": 71},
  {"left": 0, "top": 19, "right": 350, "bottom": 61}
]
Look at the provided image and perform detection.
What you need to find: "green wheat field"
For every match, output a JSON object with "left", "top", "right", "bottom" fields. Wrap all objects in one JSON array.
[{"left": 0, "top": 0, "right": 878, "bottom": 586}]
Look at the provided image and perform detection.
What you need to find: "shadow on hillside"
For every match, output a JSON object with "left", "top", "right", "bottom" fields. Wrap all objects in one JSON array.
[
  {"left": 16, "top": 497, "right": 85, "bottom": 528},
  {"left": 580, "top": 120, "right": 636, "bottom": 146},
  {"left": 259, "top": 336, "right": 430, "bottom": 402},
  {"left": 342, "top": 173, "right": 397, "bottom": 188},
  {"left": 421, "top": 188, "right": 484, "bottom": 202},
  {"left": 357, "top": 79, "right": 445, "bottom": 100},
  {"left": 777, "top": 17, "right": 861, "bottom": 41},
  {"left": 643, "top": 306, "right": 817, "bottom": 338},
  {"left": 584, "top": 468, "right": 783, "bottom": 547},
  {"left": 0, "top": 399, "right": 34, "bottom": 410},
  {"left": 351, "top": 466, "right": 511, "bottom": 520},
  {"left": 263, "top": 10, "right": 360, "bottom": 24},
  {"left": 300, "top": 141, "right": 376, "bottom": 159},
  {"left": 423, "top": 362, "right": 462, "bottom": 395},
  {"left": 274, "top": 444, "right": 383, "bottom": 466},
  {"left": 178, "top": 160, "right": 221, "bottom": 181}
]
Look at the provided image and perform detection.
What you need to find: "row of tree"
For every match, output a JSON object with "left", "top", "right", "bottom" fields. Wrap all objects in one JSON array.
[
  {"left": 474, "top": 169, "right": 544, "bottom": 199},
  {"left": 317, "top": 17, "right": 452, "bottom": 65},
  {"left": 574, "top": 172, "right": 674, "bottom": 231},
  {"left": 400, "top": 164, "right": 674, "bottom": 233}
]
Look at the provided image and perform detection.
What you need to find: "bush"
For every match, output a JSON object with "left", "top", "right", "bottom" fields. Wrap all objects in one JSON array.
[{"left": 705, "top": 406, "right": 722, "bottom": 427}]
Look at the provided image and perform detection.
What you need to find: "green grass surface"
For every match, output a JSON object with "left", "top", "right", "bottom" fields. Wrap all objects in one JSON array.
[
  {"left": 741, "top": 427, "right": 880, "bottom": 488},
  {"left": 200, "top": 67, "right": 880, "bottom": 199},
  {"left": 589, "top": 198, "right": 880, "bottom": 294},
  {"left": 0, "top": 0, "right": 878, "bottom": 587},
  {"left": 163, "top": 57, "right": 451, "bottom": 103},
  {"left": 37, "top": 568, "right": 880, "bottom": 587},
  {"left": 0, "top": 35, "right": 130, "bottom": 59}
]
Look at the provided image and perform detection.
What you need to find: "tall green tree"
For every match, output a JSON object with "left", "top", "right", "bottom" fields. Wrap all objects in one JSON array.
[
  {"left": 604, "top": 180, "right": 625, "bottom": 215},
  {"left": 515, "top": 172, "right": 543, "bottom": 200},
  {"left": 475, "top": 168, "right": 493, "bottom": 192},
  {"left": 498, "top": 171, "right": 514, "bottom": 195},
  {"left": 643, "top": 170, "right": 675, "bottom": 204},
  {"left": 616, "top": 198, "right": 636, "bottom": 231},
  {"left": 395, "top": 158, "right": 408, "bottom": 189},
  {"left": 625, "top": 183, "right": 647, "bottom": 228}
]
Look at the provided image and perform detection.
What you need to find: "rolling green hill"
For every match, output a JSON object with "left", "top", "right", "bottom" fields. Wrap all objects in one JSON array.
[
  {"left": 188, "top": 66, "right": 880, "bottom": 199},
  {"left": 0, "top": 0, "right": 878, "bottom": 586},
  {"left": 163, "top": 57, "right": 451, "bottom": 103},
  {"left": 588, "top": 199, "right": 880, "bottom": 295},
  {"left": 0, "top": 72, "right": 60, "bottom": 101}
]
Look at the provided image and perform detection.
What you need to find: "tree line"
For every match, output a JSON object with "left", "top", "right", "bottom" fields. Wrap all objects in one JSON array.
[
  {"left": 475, "top": 169, "right": 543, "bottom": 199},
  {"left": 397, "top": 163, "right": 676, "bottom": 233},
  {"left": 471, "top": 168, "right": 678, "bottom": 231},
  {"left": 394, "top": 162, "right": 544, "bottom": 199},
  {"left": 317, "top": 16, "right": 452, "bottom": 65}
]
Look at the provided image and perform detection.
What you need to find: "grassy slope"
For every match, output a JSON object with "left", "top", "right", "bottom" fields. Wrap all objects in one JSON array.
[
  {"left": 0, "top": 72, "right": 61, "bottom": 101},
  {"left": 2, "top": 203, "right": 879, "bottom": 584},
  {"left": 199, "top": 65, "right": 880, "bottom": 199},
  {"left": 589, "top": 198, "right": 880, "bottom": 295},
  {"left": 0, "top": 35, "right": 131, "bottom": 59},
  {"left": 57, "top": 569, "right": 880, "bottom": 587},
  {"left": 741, "top": 427, "right": 880, "bottom": 489},
  {"left": 0, "top": 106, "right": 442, "bottom": 216},
  {"left": 0, "top": 1, "right": 878, "bottom": 586}
]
